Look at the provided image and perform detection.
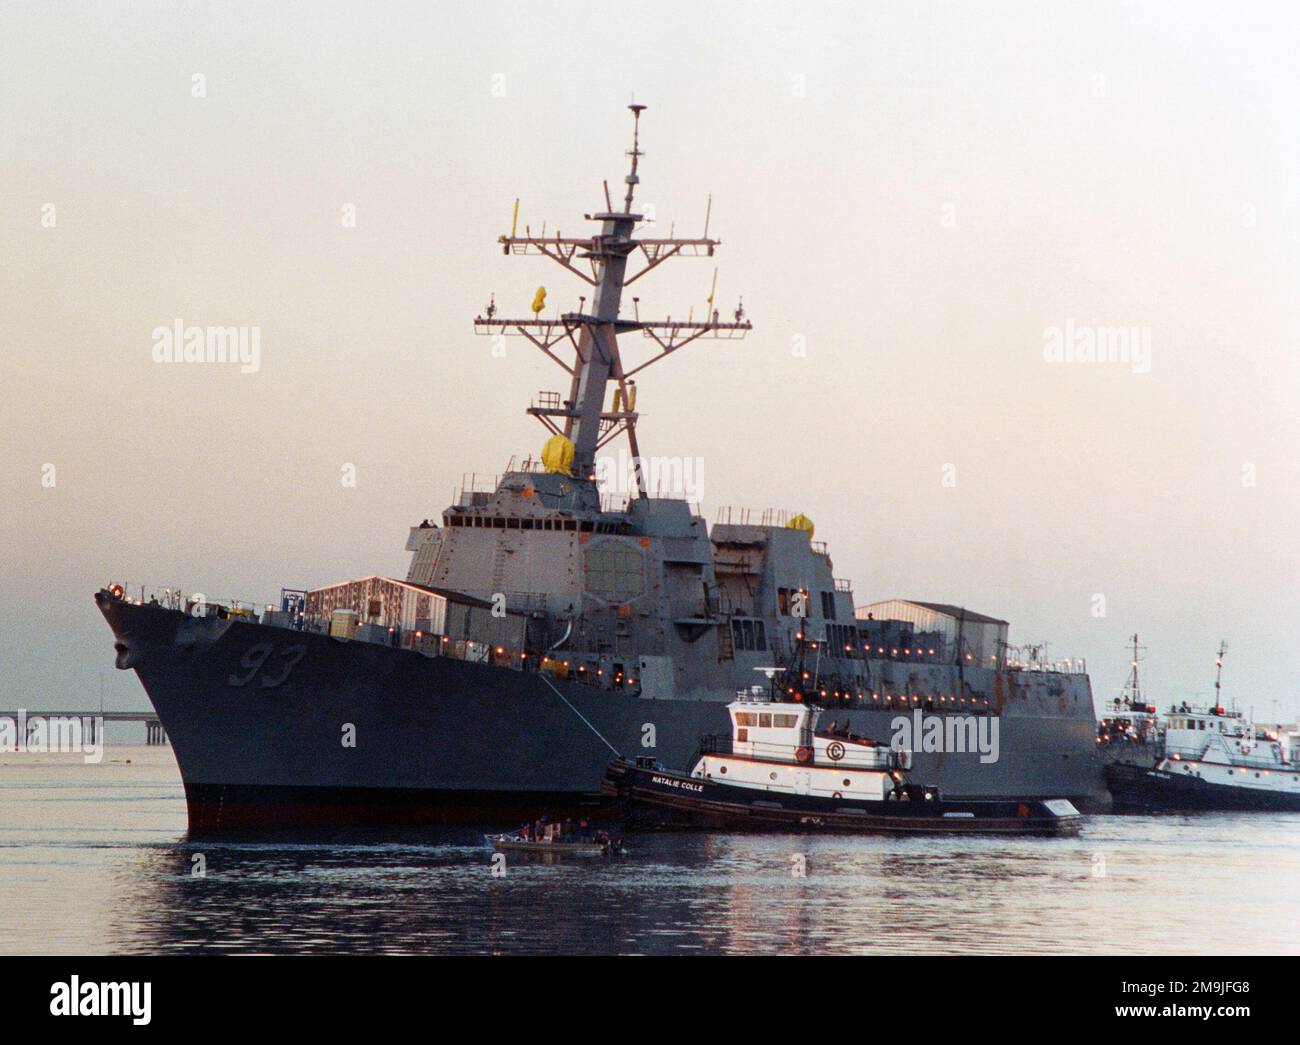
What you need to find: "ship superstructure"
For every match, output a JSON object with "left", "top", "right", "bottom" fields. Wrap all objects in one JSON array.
[{"left": 96, "top": 107, "right": 1107, "bottom": 829}]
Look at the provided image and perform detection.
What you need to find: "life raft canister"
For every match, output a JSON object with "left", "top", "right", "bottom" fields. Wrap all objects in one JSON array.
[{"left": 795, "top": 746, "right": 812, "bottom": 763}]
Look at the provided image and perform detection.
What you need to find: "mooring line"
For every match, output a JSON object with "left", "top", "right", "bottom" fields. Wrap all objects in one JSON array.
[{"left": 538, "top": 674, "right": 622, "bottom": 757}]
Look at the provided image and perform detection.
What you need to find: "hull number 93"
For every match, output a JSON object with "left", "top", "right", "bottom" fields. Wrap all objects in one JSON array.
[{"left": 228, "top": 642, "right": 307, "bottom": 689}]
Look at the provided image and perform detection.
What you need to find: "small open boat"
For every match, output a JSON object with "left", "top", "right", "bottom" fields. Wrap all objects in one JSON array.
[
  {"left": 486, "top": 823, "right": 626, "bottom": 857},
  {"left": 603, "top": 696, "right": 1082, "bottom": 836}
]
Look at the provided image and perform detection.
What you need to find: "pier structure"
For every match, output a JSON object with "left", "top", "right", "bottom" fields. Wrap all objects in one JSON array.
[{"left": 2, "top": 711, "right": 168, "bottom": 746}]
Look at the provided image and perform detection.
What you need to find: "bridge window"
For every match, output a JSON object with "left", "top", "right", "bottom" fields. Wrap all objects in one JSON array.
[
  {"left": 730, "top": 617, "right": 767, "bottom": 651},
  {"left": 777, "top": 588, "right": 809, "bottom": 619}
]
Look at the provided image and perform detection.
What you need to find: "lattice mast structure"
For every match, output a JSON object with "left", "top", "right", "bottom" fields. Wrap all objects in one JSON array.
[{"left": 473, "top": 104, "right": 751, "bottom": 498}]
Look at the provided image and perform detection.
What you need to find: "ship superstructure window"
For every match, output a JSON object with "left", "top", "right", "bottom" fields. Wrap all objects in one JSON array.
[
  {"left": 585, "top": 541, "right": 645, "bottom": 598},
  {"left": 733, "top": 710, "right": 800, "bottom": 729},
  {"left": 777, "top": 587, "right": 809, "bottom": 618},
  {"left": 730, "top": 617, "right": 767, "bottom": 652},
  {"left": 826, "top": 623, "right": 856, "bottom": 656},
  {"left": 821, "top": 591, "right": 837, "bottom": 619}
]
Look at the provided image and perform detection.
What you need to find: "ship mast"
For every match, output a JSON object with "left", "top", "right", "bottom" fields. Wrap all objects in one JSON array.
[
  {"left": 1214, "top": 640, "right": 1229, "bottom": 712},
  {"left": 473, "top": 104, "right": 751, "bottom": 498},
  {"left": 1119, "top": 632, "right": 1145, "bottom": 709}
]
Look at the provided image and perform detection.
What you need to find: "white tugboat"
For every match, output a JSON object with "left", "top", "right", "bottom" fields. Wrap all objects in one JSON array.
[
  {"left": 604, "top": 694, "right": 1082, "bottom": 835},
  {"left": 1107, "top": 643, "right": 1300, "bottom": 811}
]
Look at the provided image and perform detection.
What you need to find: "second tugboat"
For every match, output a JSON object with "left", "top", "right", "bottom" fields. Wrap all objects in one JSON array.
[
  {"left": 604, "top": 695, "right": 1082, "bottom": 836},
  {"left": 1107, "top": 643, "right": 1300, "bottom": 811}
]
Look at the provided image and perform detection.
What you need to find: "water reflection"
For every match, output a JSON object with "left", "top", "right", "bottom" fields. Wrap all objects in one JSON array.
[
  {"left": 103, "top": 819, "right": 1300, "bottom": 955},
  {"left": 4, "top": 751, "right": 1297, "bottom": 955}
]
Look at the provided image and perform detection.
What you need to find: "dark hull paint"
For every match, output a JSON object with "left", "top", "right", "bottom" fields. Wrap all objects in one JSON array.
[
  {"left": 603, "top": 761, "right": 1081, "bottom": 835},
  {"left": 184, "top": 784, "right": 614, "bottom": 831},
  {"left": 1106, "top": 762, "right": 1300, "bottom": 812},
  {"left": 97, "top": 593, "right": 1110, "bottom": 829}
]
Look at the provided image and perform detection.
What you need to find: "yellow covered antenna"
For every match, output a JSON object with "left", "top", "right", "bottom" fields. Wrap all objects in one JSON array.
[
  {"left": 705, "top": 268, "right": 718, "bottom": 319},
  {"left": 531, "top": 286, "right": 547, "bottom": 316},
  {"left": 511, "top": 198, "right": 519, "bottom": 238},
  {"left": 787, "top": 514, "right": 815, "bottom": 539}
]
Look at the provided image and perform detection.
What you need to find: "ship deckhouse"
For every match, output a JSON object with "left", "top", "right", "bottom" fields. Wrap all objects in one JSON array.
[
  {"left": 1160, "top": 705, "right": 1300, "bottom": 793},
  {"left": 690, "top": 698, "right": 903, "bottom": 801}
]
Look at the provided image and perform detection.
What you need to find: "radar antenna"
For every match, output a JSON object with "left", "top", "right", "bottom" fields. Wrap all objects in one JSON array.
[{"left": 473, "top": 104, "right": 752, "bottom": 497}]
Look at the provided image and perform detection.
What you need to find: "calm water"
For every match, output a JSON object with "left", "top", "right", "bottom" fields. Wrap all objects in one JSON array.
[{"left": 2, "top": 746, "right": 1297, "bottom": 955}]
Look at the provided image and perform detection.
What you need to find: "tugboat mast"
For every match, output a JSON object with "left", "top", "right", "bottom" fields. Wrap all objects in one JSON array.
[
  {"left": 1121, "top": 632, "right": 1145, "bottom": 709},
  {"left": 1214, "top": 640, "right": 1229, "bottom": 712},
  {"left": 474, "top": 104, "right": 751, "bottom": 497}
]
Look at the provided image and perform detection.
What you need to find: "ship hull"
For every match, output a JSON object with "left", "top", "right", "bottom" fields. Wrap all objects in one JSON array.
[
  {"left": 97, "top": 593, "right": 1110, "bottom": 829},
  {"left": 603, "top": 760, "right": 1082, "bottom": 835},
  {"left": 1106, "top": 761, "right": 1300, "bottom": 812}
]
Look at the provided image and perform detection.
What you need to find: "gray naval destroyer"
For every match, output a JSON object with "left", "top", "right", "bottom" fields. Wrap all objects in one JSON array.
[{"left": 96, "top": 106, "right": 1106, "bottom": 829}]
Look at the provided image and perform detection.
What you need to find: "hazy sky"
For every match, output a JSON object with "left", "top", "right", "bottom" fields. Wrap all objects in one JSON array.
[{"left": 3, "top": 1, "right": 1298, "bottom": 720}]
